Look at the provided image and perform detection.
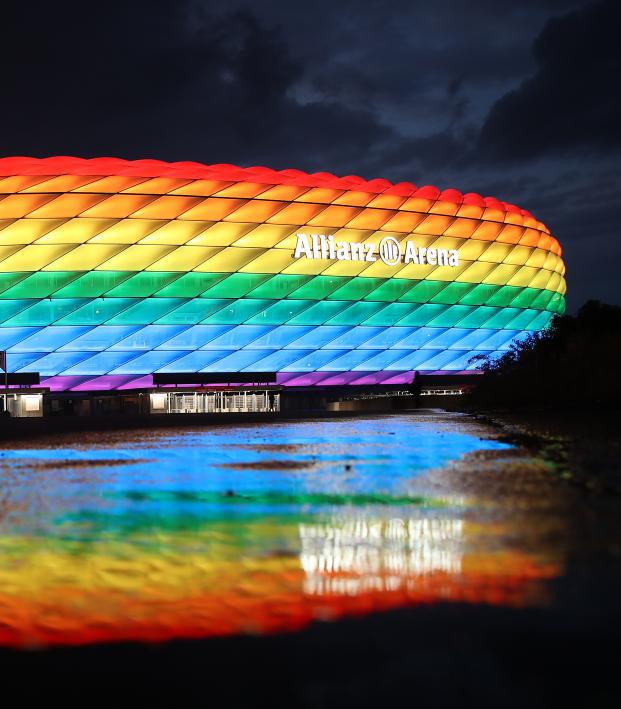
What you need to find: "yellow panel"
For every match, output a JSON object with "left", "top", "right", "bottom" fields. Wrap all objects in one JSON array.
[
  {"left": 332, "top": 191, "right": 373, "bottom": 207},
  {"left": 526, "top": 269, "right": 553, "bottom": 290},
  {"left": 507, "top": 266, "right": 540, "bottom": 287},
  {"left": 169, "top": 180, "right": 233, "bottom": 197},
  {"left": 0, "top": 194, "right": 56, "bottom": 218},
  {"left": 80, "top": 194, "right": 157, "bottom": 218},
  {"left": 251, "top": 184, "right": 309, "bottom": 201},
  {"left": 178, "top": 197, "right": 246, "bottom": 221},
  {"left": 479, "top": 242, "right": 511, "bottom": 263},
  {"left": 193, "top": 247, "right": 265, "bottom": 272},
  {"left": 266, "top": 202, "right": 325, "bottom": 225},
  {"left": 427, "top": 263, "right": 471, "bottom": 282},
  {"left": 543, "top": 252, "right": 560, "bottom": 271},
  {"left": 319, "top": 259, "right": 371, "bottom": 277},
  {"left": 524, "top": 249, "right": 547, "bottom": 269},
  {"left": 139, "top": 221, "right": 213, "bottom": 245},
  {"left": 35, "top": 218, "right": 118, "bottom": 244},
  {"left": 444, "top": 217, "right": 479, "bottom": 238},
  {"left": 0, "top": 245, "right": 24, "bottom": 264},
  {"left": 331, "top": 228, "right": 375, "bottom": 244},
  {"left": 496, "top": 224, "right": 524, "bottom": 244},
  {"left": 213, "top": 182, "right": 271, "bottom": 199},
  {"left": 89, "top": 219, "right": 163, "bottom": 244},
  {"left": 129, "top": 196, "right": 203, "bottom": 220},
  {"left": 281, "top": 258, "right": 332, "bottom": 276},
  {"left": 307, "top": 205, "right": 361, "bottom": 228},
  {"left": 22, "top": 175, "right": 101, "bottom": 193},
  {"left": 0, "top": 219, "right": 66, "bottom": 245},
  {"left": 1, "top": 244, "right": 76, "bottom": 271},
  {"left": 365, "top": 194, "right": 407, "bottom": 209},
  {"left": 233, "top": 224, "right": 296, "bottom": 248},
  {"left": 456, "top": 261, "right": 496, "bottom": 283},
  {"left": 0, "top": 175, "right": 53, "bottom": 193},
  {"left": 296, "top": 188, "right": 344, "bottom": 204},
  {"left": 413, "top": 215, "right": 453, "bottom": 235},
  {"left": 96, "top": 244, "right": 176, "bottom": 271},
  {"left": 380, "top": 211, "right": 425, "bottom": 233},
  {"left": 482, "top": 264, "right": 521, "bottom": 285},
  {"left": 26, "top": 193, "right": 106, "bottom": 218},
  {"left": 457, "top": 239, "right": 491, "bottom": 260},
  {"left": 239, "top": 249, "right": 294, "bottom": 274},
  {"left": 345, "top": 208, "right": 393, "bottom": 230},
  {"left": 74, "top": 176, "right": 149, "bottom": 193},
  {"left": 146, "top": 246, "right": 221, "bottom": 272},
  {"left": 224, "top": 200, "right": 284, "bottom": 223},
  {"left": 122, "top": 177, "right": 193, "bottom": 194},
  {"left": 43, "top": 244, "right": 124, "bottom": 271},
  {"left": 429, "top": 236, "right": 464, "bottom": 251},
  {"left": 353, "top": 260, "right": 403, "bottom": 278},
  {"left": 503, "top": 245, "right": 531, "bottom": 266},
  {"left": 553, "top": 274, "right": 566, "bottom": 294},
  {"left": 188, "top": 222, "right": 255, "bottom": 246},
  {"left": 391, "top": 262, "right": 437, "bottom": 280}
]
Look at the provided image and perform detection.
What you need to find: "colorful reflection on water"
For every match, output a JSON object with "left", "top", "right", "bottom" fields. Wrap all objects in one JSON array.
[{"left": 0, "top": 414, "right": 559, "bottom": 647}]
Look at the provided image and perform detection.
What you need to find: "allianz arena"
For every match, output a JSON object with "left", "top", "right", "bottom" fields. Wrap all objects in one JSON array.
[{"left": 0, "top": 156, "right": 565, "bottom": 397}]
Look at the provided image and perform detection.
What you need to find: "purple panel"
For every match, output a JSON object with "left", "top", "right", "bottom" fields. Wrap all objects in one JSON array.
[
  {"left": 117, "top": 375, "right": 154, "bottom": 390},
  {"left": 379, "top": 371, "right": 416, "bottom": 385},
  {"left": 277, "top": 372, "right": 333, "bottom": 387},
  {"left": 40, "top": 376, "right": 92, "bottom": 392},
  {"left": 71, "top": 375, "right": 137, "bottom": 391},
  {"left": 316, "top": 372, "right": 365, "bottom": 386}
]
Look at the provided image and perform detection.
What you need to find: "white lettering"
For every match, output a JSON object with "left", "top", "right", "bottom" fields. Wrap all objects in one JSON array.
[
  {"left": 365, "top": 243, "right": 377, "bottom": 262},
  {"left": 294, "top": 233, "right": 313, "bottom": 258}
]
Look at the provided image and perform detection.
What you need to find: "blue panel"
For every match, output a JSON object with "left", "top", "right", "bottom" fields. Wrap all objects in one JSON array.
[
  {"left": 448, "top": 329, "right": 496, "bottom": 350},
  {"left": 352, "top": 349, "right": 410, "bottom": 371},
  {"left": 318, "top": 350, "right": 379, "bottom": 371},
  {"left": 0, "top": 327, "right": 39, "bottom": 350},
  {"left": 466, "top": 350, "right": 495, "bottom": 369},
  {"left": 386, "top": 350, "right": 445, "bottom": 370},
  {"left": 281, "top": 349, "right": 347, "bottom": 372},
  {"left": 323, "top": 326, "right": 385, "bottom": 350},
  {"left": 424, "top": 328, "right": 473, "bottom": 350},
  {"left": 157, "top": 350, "right": 235, "bottom": 372},
  {"left": 419, "top": 349, "right": 470, "bottom": 370},
  {"left": 283, "top": 326, "right": 349, "bottom": 350},
  {"left": 200, "top": 325, "right": 272, "bottom": 350},
  {"left": 108, "top": 325, "right": 191, "bottom": 351},
  {"left": 155, "top": 325, "right": 233, "bottom": 350},
  {"left": 63, "top": 351, "right": 142, "bottom": 375},
  {"left": 437, "top": 351, "right": 482, "bottom": 371},
  {"left": 475, "top": 330, "right": 520, "bottom": 351},
  {"left": 58, "top": 325, "right": 141, "bottom": 352},
  {"left": 17, "top": 351, "right": 93, "bottom": 375},
  {"left": 357, "top": 327, "right": 416, "bottom": 350},
  {"left": 112, "top": 350, "right": 192, "bottom": 375},
  {"left": 8, "top": 352, "right": 48, "bottom": 371},
  {"left": 201, "top": 349, "right": 271, "bottom": 372},
  {"left": 9, "top": 326, "right": 91, "bottom": 353},
  {"left": 393, "top": 328, "right": 447, "bottom": 349},
  {"left": 246, "top": 349, "right": 314, "bottom": 372},
  {"left": 247, "top": 326, "right": 313, "bottom": 349}
]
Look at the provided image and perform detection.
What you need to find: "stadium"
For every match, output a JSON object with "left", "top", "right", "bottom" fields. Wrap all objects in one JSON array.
[{"left": 0, "top": 157, "right": 565, "bottom": 415}]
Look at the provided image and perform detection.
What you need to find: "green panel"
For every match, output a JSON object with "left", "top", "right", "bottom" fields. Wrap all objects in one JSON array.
[
  {"left": 547, "top": 292, "right": 565, "bottom": 314},
  {"left": 458, "top": 283, "right": 501, "bottom": 306},
  {"left": 327, "top": 277, "right": 385, "bottom": 301},
  {"left": 427, "top": 305, "right": 475, "bottom": 328},
  {"left": 430, "top": 282, "right": 475, "bottom": 305},
  {"left": 106, "top": 298, "right": 187, "bottom": 325},
  {"left": 0, "top": 299, "right": 39, "bottom": 324},
  {"left": 363, "top": 278, "right": 414, "bottom": 303},
  {"left": 54, "top": 271, "right": 134, "bottom": 298},
  {"left": 247, "top": 274, "right": 312, "bottom": 299},
  {"left": 364, "top": 302, "right": 419, "bottom": 326},
  {"left": 455, "top": 306, "right": 498, "bottom": 329},
  {"left": 245, "top": 299, "right": 313, "bottom": 325},
  {"left": 5, "top": 299, "right": 87, "bottom": 326},
  {"left": 325, "top": 301, "right": 388, "bottom": 326},
  {"left": 155, "top": 273, "right": 226, "bottom": 298},
  {"left": 57, "top": 298, "right": 135, "bottom": 325},
  {"left": 156, "top": 299, "right": 232, "bottom": 325},
  {"left": 399, "top": 280, "right": 446, "bottom": 303},
  {"left": 0, "top": 271, "right": 82, "bottom": 299},
  {"left": 200, "top": 273, "right": 272, "bottom": 299},
  {"left": 528, "top": 289, "right": 553, "bottom": 311},
  {"left": 288, "top": 276, "right": 349, "bottom": 300},
  {"left": 201, "top": 299, "right": 273, "bottom": 324},
  {"left": 526, "top": 310, "right": 554, "bottom": 331},
  {"left": 479, "top": 307, "right": 521, "bottom": 329},
  {"left": 288, "top": 300, "right": 350, "bottom": 325},
  {"left": 0, "top": 272, "right": 30, "bottom": 296},
  {"left": 396, "top": 303, "right": 448, "bottom": 327},
  {"left": 105, "top": 272, "right": 183, "bottom": 297},
  {"left": 505, "top": 309, "right": 540, "bottom": 330},
  {"left": 487, "top": 285, "right": 523, "bottom": 308}
]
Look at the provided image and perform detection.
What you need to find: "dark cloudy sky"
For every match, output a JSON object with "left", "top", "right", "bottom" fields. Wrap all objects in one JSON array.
[{"left": 2, "top": 0, "right": 619, "bottom": 310}]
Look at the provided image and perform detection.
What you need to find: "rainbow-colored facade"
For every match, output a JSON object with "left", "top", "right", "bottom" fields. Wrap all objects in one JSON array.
[{"left": 0, "top": 157, "right": 566, "bottom": 391}]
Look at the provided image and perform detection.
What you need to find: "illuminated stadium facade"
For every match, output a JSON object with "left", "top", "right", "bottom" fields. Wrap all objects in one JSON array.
[{"left": 0, "top": 157, "right": 565, "bottom": 411}]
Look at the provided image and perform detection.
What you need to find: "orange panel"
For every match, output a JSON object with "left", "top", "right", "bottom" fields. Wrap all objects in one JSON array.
[
  {"left": 401, "top": 197, "right": 434, "bottom": 213},
  {"left": 496, "top": 224, "right": 524, "bottom": 244},
  {"left": 537, "top": 234, "right": 553, "bottom": 251},
  {"left": 365, "top": 194, "right": 407, "bottom": 209},
  {"left": 0, "top": 193, "right": 56, "bottom": 218},
  {"left": 456, "top": 204, "right": 484, "bottom": 219},
  {"left": 26, "top": 193, "right": 107, "bottom": 218},
  {"left": 332, "top": 191, "right": 374, "bottom": 207},
  {"left": 255, "top": 184, "right": 309, "bottom": 201},
  {"left": 129, "top": 195, "right": 203, "bottom": 219},
  {"left": 504, "top": 211, "right": 525, "bottom": 226},
  {"left": 79, "top": 194, "right": 157, "bottom": 218},
  {"left": 267, "top": 202, "right": 325, "bottom": 225},
  {"left": 73, "top": 176, "right": 149, "bottom": 193},
  {"left": 224, "top": 200, "right": 285, "bottom": 223},
  {"left": 519, "top": 229, "right": 542, "bottom": 247},
  {"left": 170, "top": 180, "right": 233, "bottom": 197},
  {"left": 429, "top": 200, "right": 459, "bottom": 216},
  {"left": 307, "top": 205, "right": 362, "bottom": 228},
  {"left": 0, "top": 175, "right": 54, "bottom": 193},
  {"left": 413, "top": 214, "right": 453, "bottom": 235},
  {"left": 444, "top": 218, "right": 479, "bottom": 238},
  {"left": 481, "top": 207, "right": 505, "bottom": 223},
  {"left": 213, "top": 182, "right": 271, "bottom": 199},
  {"left": 345, "top": 208, "right": 393, "bottom": 230},
  {"left": 471, "top": 221, "right": 502, "bottom": 241},
  {"left": 380, "top": 211, "right": 425, "bottom": 233},
  {"left": 173, "top": 197, "right": 246, "bottom": 222},
  {"left": 21, "top": 175, "right": 101, "bottom": 193},
  {"left": 296, "top": 188, "right": 344, "bottom": 204},
  {"left": 122, "top": 177, "right": 193, "bottom": 194}
]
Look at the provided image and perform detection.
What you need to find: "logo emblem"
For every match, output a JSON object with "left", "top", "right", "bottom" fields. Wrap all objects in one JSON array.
[{"left": 378, "top": 237, "right": 402, "bottom": 266}]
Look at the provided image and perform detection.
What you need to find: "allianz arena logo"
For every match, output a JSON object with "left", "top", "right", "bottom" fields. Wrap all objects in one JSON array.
[{"left": 294, "top": 233, "right": 459, "bottom": 267}]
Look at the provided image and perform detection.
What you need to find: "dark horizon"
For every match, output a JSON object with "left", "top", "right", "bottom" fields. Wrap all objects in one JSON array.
[{"left": 2, "top": 0, "right": 619, "bottom": 311}]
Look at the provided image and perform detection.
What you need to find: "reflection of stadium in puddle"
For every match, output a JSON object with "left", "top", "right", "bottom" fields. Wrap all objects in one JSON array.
[{"left": 300, "top": 515, "right": 464, "bottom": 596}]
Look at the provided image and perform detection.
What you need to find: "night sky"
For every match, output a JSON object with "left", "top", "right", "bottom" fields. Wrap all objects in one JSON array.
[{"left": 2, "top": 0, "right": 619, "bottom": 311}]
